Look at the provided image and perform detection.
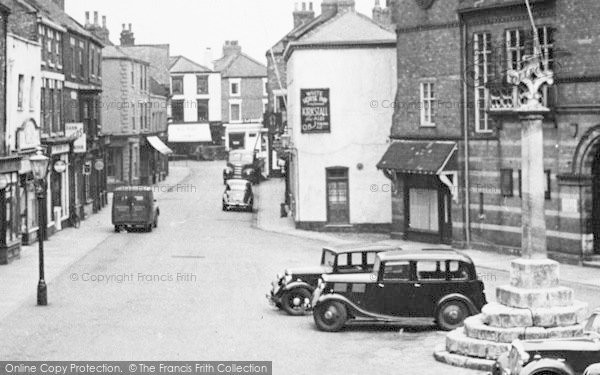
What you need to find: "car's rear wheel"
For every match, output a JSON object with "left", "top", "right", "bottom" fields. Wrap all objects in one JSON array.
[
  {"left": 146, "top": 224, "right": 153, "bottom": 233},
  {"left": 281, "top": 288, "right": 311, "bottom": 316},
  {"left": 437, "top": 300, "right": 469, "bottom": 331},
  {"left": 114, "top": 225, "right": 121, "bottom": 233},
  {"left": 313, "top": 301, "right": 347, "bottom": 332},
  {"left": 154, "top": 215, "right": 158, "bottom": 228}
]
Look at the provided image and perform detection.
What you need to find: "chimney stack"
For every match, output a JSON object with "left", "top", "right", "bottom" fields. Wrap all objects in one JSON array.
[
  {"left": 120, "top": 23, "right": 135, "bottom": 46},
  {"left": 84, "top": 11, "right": 111, "bottom": 45},
  {"left": 222, "top": 40, "right": 241, "bottom": 57},
  {"left": 372, "top": 0, "right": 393, "bottom": 27},
  {"left": 293, "top": 2, "right": 315, "bottom": 28}
]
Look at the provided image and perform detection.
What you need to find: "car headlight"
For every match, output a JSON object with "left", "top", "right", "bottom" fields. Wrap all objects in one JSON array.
[{"left": 284, "top": 275, "right": 293, "bottom": 284}]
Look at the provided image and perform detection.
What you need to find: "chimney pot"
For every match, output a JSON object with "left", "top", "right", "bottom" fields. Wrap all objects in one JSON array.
[
  {"left": 128, "top": 23, "right": 132, "bottom": 31},
  {"left": 85, "top": 11, "right": 90, "bottom": 24},
  {"left": 122, "top": 23, "right": 126, "bottom": 31},
  {"left": 102, "top": 15, "right": 106, "bottom": 28},
  {"left": 302, "top": 2, "right": 306, "bottom": 11},
  {"left": 93, "top": 11, "right": 98, "bottom": 25}
]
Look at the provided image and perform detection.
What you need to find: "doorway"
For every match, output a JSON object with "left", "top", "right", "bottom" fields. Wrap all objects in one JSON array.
[
  {"left": 326, "top": 168, "right": 349, "bottom": 224},
  {"left": 593, "top": 150, "right": 600, "bottom": 254}
]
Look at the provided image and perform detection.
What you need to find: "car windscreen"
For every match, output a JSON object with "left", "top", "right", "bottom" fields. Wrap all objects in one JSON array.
[{"left": 321, "top": 250, "right": 335, "bottom": 267}]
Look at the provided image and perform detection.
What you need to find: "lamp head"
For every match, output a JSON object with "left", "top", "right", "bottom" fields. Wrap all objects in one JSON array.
[{"left": 29, "top": 148, "right": 49, "bottom": 181}]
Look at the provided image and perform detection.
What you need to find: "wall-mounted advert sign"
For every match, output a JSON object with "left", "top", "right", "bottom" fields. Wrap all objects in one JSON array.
[{"left": 300, "top": 88, "right": 330, "bottom": 133}]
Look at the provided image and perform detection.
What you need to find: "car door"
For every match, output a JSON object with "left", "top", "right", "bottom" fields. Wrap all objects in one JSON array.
[
  {"left": 412, "top": 260, "right": 448, "bottom": 317},
  {"left": 381, "top": 260, "right": 415, "bottom": 316}
]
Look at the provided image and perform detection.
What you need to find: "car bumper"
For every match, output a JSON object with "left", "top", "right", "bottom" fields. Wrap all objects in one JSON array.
[
  {"left": 224, "top": 201, "right": 251, "bottom": 208},
  {"left": 266, "top": 281, "right": 283, "bottom": 305}
]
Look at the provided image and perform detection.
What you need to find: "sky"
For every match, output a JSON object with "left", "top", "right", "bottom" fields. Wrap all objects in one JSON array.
[{"left": 65, "top": 0, "right": 376, "bottom": 67}]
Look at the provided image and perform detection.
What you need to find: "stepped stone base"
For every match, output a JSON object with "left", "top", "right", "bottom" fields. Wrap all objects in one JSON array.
[
  {"left": 446, "top": 327, "right": 511, "bottom": 360},
  {"left": 481, "top": 302, "right": 588, "bottom": 328},
  {"left": 510, "top": 258, "right": 559, "bottom": 289},
  {"left": 496, "top": 285, "right": 573, "bottom": 308},
  {"left": 433, "top": 345, "right": 494, "bottom": 372},
  {"left": 464, "top": 315, "right": 584, "bottom": 343}
]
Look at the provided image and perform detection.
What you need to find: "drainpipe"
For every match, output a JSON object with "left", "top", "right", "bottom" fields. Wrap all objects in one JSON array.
[{"left": 460, "top": 14, "right": 471, "bottom": 248}]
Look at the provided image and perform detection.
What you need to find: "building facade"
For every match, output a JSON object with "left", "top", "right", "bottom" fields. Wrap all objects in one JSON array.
[
  {"left": 286, "top": 7, "right": 397, "bottom": 232},
  {"left": 214, "top": 41, "right": 269, "bottom": 174},
  {"left": 383, "top": 0, "right": 600, "bottom": 265},
  {"left": 168, "top": 55, "right": 222, "bottom": 157}
]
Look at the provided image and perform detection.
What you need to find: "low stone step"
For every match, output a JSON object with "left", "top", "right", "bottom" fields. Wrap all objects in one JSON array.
[
  {"left": 446, "top": 327, "right": 511, "bottom": 360},
  {"left": 496, "top": 285, "right": 573, "bottom": 308},
  {"left": 481, "top": 302, "right": 588, "bottom": 328},
  {"left": 464, "top": 315, "right": 584, "bottom": 343},
  {"left": 510, "top": 258, "right": 559, "bottom": 289},
  {"left": 433, "top": 344, "right": 495, "bottom": 372}
]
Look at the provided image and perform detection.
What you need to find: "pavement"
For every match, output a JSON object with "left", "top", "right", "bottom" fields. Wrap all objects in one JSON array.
[
  {"left": 254, "top": 177, "right": 600, "bottom": 290},
  {"left": 0, "top": 163, "right": 192, "bottom": 321}
]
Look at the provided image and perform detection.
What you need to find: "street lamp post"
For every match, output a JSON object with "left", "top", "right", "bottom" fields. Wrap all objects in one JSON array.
[{"left": 30, "top": 147, "right": 50, "bottom": 306}]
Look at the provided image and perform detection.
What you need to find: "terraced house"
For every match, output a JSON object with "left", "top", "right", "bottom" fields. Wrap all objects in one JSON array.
[{"left": 380, "top": 0, "right": 600, "bottom": 265}]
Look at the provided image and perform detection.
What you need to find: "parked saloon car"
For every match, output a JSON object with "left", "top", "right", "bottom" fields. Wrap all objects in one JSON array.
[
  {"left": 267, "top": 243, "right": 401, "bottom": 316},
  {"left": 493, "top": 309, "right": 600, "bottom": 375},
  {"left": 222, "top": 179, "right": 254, "bottom": 212},
  {"left": 112, "top": 186, "right": 159, "bottom": 232},
  {"left": 223, "top": 150, "right": 261, "bottom": 185},
  {"left": 311, "top": 250, "right": 487, "bottom": 332}
]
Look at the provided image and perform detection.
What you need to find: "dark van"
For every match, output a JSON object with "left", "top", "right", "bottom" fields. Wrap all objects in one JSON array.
[{"left": 112, "top": 186, "right": 159, "bottom": 232}]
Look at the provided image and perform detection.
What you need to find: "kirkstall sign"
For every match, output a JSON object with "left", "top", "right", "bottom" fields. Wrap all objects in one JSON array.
[{"left": 301, "top": 88, "right": 330, "bottom": 133}]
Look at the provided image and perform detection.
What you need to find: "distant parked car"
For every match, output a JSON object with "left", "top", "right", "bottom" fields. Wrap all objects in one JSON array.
[
  {"left": 267, "top": 243, "right": 400, "bottom": 316},
  {"left": 311, "top": 250, "right": 487, "bottom": 332},
  {"left": 223, "top": 150, "right": 261, "bottom": 185},
  {"left": 493, "top": 309, "right": 600, "bottom": 375},
  {"left": 112, "top": 186, "right": 159, "bottom": 232},
  {"left": 222, "top": 179, "right": 254, "bottom": 212}
]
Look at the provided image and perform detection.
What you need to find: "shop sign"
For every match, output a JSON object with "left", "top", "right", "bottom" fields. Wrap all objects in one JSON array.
[
  {"left": 51, "top": 143, "right": 70, "bottom": 155},
  {"left": 83, "top": 162, "right": 92, "bottom": 176},
  {"left": 65, "top": 123, "right": 87, "bottom": 153},
  {"left": 53, "top": 160, "right": 67, "bottom": 174},
  {"left": 16, "top": 119, "right": 41, "bottom": 151},
  {"left": 300, "top": 88, "right": 330, "bottom": 134},
  {"left": 94, "top": 159, "right": 105, "bottom": 171}
]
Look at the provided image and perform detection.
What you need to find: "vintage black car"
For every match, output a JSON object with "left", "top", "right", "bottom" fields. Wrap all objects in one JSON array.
[
  {"left": 311, "top": 250, "right": 487, "bottom": 332},
  {"left": 223, "top": 150, "right": 261, "bottom": 185},
  {"left": 267, "top": 243, "right": 400, "bottom": 316},
  {"left": 222, "top": 179, "right": 254, "bottom": 212},
  {"left": 493, "top": 309, "right": 600, "bottom": 375}
]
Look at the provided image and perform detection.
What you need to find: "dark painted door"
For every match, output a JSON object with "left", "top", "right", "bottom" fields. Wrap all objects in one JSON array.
[
  {"left": 381, "top": 261, "right": 414, "bottom": 316},
  {"left": 326, "top": 168, "right": 349, "bottom": 224}
]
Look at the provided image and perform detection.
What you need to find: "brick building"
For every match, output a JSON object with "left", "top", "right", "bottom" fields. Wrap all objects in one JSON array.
[
  {"left": 380, "top": 0, "right": 600, "bottom": 265},
  {"left": 214, "top": 41, "right": 268, "bottom": 175},
  {"left": 93, "top": 23, "right": 171, "bottom": 190}
]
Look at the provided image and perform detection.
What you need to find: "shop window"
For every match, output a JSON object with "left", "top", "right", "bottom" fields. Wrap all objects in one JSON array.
[
  {"left": 4, "top": 176, "right": 19, "bottom": 244},
  {"left": 229, "top": 133, "right": 245, "bottom": 150},
  {"left": 500, "top": 169, "right": 514, "bottom": 197},
  {"left": 197, "top": 75, "right": 209, "bottom": 95}
]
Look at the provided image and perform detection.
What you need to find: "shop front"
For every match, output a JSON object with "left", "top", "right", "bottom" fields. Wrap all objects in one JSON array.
[
  {"left": 46, "top": 142, "right": 71, "bottom": 235},
  {"left": 144, "top": 136, "right": 173, "bottom": 185},
  {"left": 0, "top": 155, "right": 23, "bottom": 265},
  {"left": 378, "top": 140, "right": 458, "bottom": 245},
  {"left": 16, "top": 119, "right": 43, "bottom": 245}
]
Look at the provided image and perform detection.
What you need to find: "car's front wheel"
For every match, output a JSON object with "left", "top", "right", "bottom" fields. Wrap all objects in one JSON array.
[
  {"left": 281, "top": 288, "right": 311, "bottom": 316},
  {"left": 437, "top": 300, "right": 469, "bottom": 331},
  {"left": 313, "top": 301, "right": 347, "bottom": 332}
]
